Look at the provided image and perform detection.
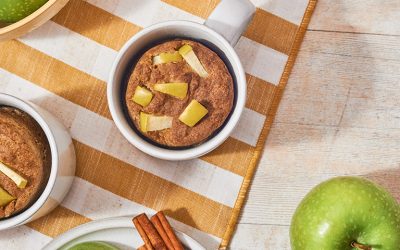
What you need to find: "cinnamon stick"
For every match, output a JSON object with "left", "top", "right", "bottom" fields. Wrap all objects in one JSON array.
[
  {"left": 151, "top": 214, "right": 175, "bottom": 250},
  {"left": 137, "top": 245, "right": 148, "bottom": 250},
  {"left": 133, "top": 215, "right": 154, "bottom": 250},
  {"left": 133, "top": 213, "right": 167, "bottom": 250},
  {"left": 155, "top": 212, "right": 184, "bottom": 250}
]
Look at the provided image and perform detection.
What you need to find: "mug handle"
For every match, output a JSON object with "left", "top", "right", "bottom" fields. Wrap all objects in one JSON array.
[{"left": 204, "top": 0, "right": 256, "bottom": 46}]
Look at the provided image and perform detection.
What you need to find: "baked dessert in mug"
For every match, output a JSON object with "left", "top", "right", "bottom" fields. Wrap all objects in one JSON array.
[
  {"left": 125, "top": 39, "right": 234, "bottom": 147},
  {"left": 0, "top": 106, "right": 51, "bottom": 218}
]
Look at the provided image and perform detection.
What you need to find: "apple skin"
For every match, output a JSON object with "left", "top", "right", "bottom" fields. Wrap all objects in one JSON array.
[
  {"left": 0, "top": 0, "right": 48, "bottom": 23},
  {"left": 290, "top": 176, "right": 400, "bottom": 250},
  {"left": 68, "top": 241, "right": 120, "bottom": 250}
]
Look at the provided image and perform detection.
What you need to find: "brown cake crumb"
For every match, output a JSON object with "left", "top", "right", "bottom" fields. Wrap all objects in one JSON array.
[
  {"left": 125, "top": 40, "right": 234, "bottom": 147},
  {"left": 0, "top": 107, "right": 51, "bottom": 218}
]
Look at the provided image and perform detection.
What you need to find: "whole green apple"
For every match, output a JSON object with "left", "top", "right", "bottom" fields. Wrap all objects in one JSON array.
[
  {"left": 290, "top": 176, "right": 400, "bottom": 250},
  {"left": 0, "top": 0, "right": 48, "bottom": 23}
]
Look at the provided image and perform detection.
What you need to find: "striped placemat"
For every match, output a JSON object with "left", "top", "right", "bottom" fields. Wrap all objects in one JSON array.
[{"left": 0, "top": 0, "right": 316, "bottom": 249}]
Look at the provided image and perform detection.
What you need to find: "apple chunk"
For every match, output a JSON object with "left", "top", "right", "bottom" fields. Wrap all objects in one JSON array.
[
  {"left": 147, "top": 115, "right": 173, "bottom": 132},
  {"left": 179, "top": 100, "right": 208, "bottom": 127},
  {"left": 140, "top": 112, "right": 149, "bottom": 132},
  {"left": 178, "top": 45, "right": 209, "bottom": 78},
  {"left": 132, "top": 86, "right": 153, "bottom": 107},
  {"left": 0, "top": 187, "right": 15, "bottom": 207},
  {"left": 154, "top": 82, "right": 188, "bottom": 99},
  {"left": 153, "top": 51, "right": 182, "bottom": 65},
  {"left": 140, "top": 112, "right": 173, "bottom": 132},
  {"left": 0, "top": 162, "right": 27, "bottom": 188}
]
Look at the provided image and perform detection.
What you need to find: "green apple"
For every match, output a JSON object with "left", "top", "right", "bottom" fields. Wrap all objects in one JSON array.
[
  {"left": 67, "top": 241, "right": 120, "bottom": 250},
  {"left": 0, "top": 0, "right": 49, "bottom": 23},
  {"left": 290, "top": 176, "right": 400, "bottom": 250}
]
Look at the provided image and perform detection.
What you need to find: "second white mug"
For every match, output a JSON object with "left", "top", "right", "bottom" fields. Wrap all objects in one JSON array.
[{"left": 0, "top": 93, "right": 76, "bottom": 230}]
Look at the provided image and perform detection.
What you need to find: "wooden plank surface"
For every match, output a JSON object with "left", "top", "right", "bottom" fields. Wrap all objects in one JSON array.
[
  {"left": 310, "top": 0, "right": 400, "bottom": 35},
  {"left": 232, "top": 0, "right": 400, "bottom": 249}
]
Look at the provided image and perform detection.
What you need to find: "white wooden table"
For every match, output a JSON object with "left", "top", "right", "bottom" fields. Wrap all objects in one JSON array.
[{"left": 230, "top": 1, "right": 400, "bottom": 249}]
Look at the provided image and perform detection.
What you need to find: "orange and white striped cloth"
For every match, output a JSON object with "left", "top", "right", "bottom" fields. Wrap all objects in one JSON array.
[{"left": 0, "top": 0, "right": 316, "bottom": 249}]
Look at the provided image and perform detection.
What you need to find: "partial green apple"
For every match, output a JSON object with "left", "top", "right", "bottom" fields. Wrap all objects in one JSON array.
[
  {"left": 67, "top": 241, "right": 120, "bottom": 250},
  {"left": 0, "top": 0, "right": 49, "bottom": 23},
  {"left": 290, "top": 176, "right": 400, "bottom": 250}
]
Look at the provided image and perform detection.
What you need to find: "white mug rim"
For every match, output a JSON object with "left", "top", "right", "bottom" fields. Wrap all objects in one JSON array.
[
  {"left": 0, "top": 93, "right": 59, "bottom": 229},
  {"left": 108, "top": 20, "right": 246, "bottom": 161}
]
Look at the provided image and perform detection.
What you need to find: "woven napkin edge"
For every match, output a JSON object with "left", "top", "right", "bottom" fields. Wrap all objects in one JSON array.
[{"left": 219, "top": 0, "right": 319, "bottom": 248}]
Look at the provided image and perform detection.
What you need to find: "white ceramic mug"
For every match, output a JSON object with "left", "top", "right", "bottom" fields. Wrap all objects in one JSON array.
[
  {"left": 108, "top": 0, "right": 255, "bottom": 161},
  {"left": 0, "top": 93, "right": 76, "bottom": 230}
]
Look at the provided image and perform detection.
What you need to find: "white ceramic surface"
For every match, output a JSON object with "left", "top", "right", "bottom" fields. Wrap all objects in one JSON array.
[
  {"left": 43, "top": 216, "right": 206, "bottom": 250},
  {"left": 0, "top": 93, "right": 76, "bottom": 230},
  {"left": 108, "top": 0, "right": 255, "bottom": 161},
  {"left": 205, "top": 0, "right": 256, "bottom": 46}
]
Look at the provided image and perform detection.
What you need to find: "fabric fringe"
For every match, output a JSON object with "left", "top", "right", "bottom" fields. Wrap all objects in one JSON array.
[{"left": 219, "top": 0, "right": 318, "bottom": 248}]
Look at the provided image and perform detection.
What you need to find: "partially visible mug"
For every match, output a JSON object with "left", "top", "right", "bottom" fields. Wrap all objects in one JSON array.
[
  {"left": 0, "top": 93, "right": 76, "bottom": 230},
  {"left": 108, "top": 0, "right": 255, "bottom": 161}
]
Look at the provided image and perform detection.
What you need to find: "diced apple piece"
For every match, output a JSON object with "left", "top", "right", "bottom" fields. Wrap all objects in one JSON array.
[
  {"left": 0, "top": 162, "right": 27, "bottom": 188},
  {"left": 140, "top": 113, "right": 173, "bottom": 132},
  {"left": 154, "top": 82, "right": 188, "bottom": 99},
  {"left": 0, "top": 187, "right": 14, "bottom": 207},
  {"left": 140, "top": 112, "right": 149, "bottom": 132},
  {"left": 132, "top": 86, "right": 153, "bottom": 107},
  {"left": 179, "top": 100, "right": 208, "bottom": 127},
  {"left": 153, "top": 56, "right": 164, "bottom": 65},
  {"left": 148, "top": 115, "right": 173, "bottom": 132},
  {"left": 178, "top": 44, "right": 192, "bottom": 56},
  {"left": 178, "top": 45, "right": 209, "bottom": 78},
  {"left": 153, "top": 51, "right": 183, "bottom": 65}
]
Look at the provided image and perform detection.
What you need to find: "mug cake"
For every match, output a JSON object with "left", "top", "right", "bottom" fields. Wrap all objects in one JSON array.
[
  {"left": 0, "top": 106, "right": 51, "bottom": 218},
  {"left": 125, "top": 39, "right": 234, "bottom": 147}
]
